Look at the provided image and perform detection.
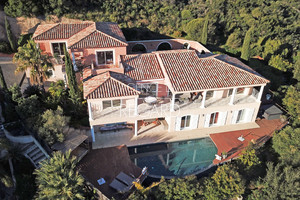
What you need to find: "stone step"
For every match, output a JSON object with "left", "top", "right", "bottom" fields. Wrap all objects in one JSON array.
[
  {"left": 31, "top": 151, "right": 44, "bottom": 161},
  {"left": 27, "top": 147, "right": 40, "bottom": 157},
  {"left": 21, "top": 142, "right": 34, "bottom": 151},
  {"left": 25, "top": 144, "right": 38, "bottom": 155},
  {"left": 34, "top": 154, "right": 47, "bottom": 165}
]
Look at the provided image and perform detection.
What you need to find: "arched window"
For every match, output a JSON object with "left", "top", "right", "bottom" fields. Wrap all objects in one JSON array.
[
  {"left": 183, "top": 43, "right": 190, "bottom": 49},
  {"left": 131, "top": 43, "right": 147, "bottom": 53},
  {"left": 156, "top": 42, "right": 172, "bottom": 51}
]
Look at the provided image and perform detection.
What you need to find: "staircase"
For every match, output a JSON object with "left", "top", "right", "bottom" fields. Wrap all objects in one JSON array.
[
  {"left": 21, "top": 142, "right": 48, "bottom": 168},
  {"left": 2, "top": 125, "right": 49, "bottom": 168}
]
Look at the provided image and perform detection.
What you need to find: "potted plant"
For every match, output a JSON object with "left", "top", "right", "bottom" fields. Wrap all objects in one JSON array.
[{"left": 221, "top": 151, "right": 227, "bottom": 159}]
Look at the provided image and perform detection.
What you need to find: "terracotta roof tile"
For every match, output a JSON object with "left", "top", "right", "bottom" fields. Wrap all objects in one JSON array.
[
  {"left": 157, "top": 50, "right": 269, "bottom": 92},
  {"left": 95, "top": 22, "right": 127, "bottom": 43},
  {"left": 121, "top": 54, "right": 164, "bottom": 81},
  {"left": 69, "top": 31, "right": 127, "bottom": 49},
  {"left": 83, "top": 72, "right": 140, "bottom": 99},
  {"left": 33, "top": 23, "right": 92, "bottom": 40}
]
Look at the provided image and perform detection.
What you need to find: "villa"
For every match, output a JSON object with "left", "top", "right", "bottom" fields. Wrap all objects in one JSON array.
[{"left": 32, "top": 22, "right": 269, "bottom": 149}]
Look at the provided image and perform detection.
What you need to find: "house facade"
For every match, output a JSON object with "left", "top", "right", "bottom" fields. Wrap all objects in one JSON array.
[{"left": 33, "top": 22, "right": 269, "bottom": 148}]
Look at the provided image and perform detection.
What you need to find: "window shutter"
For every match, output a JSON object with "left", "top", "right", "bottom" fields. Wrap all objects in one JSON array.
[
  {"left": 218, "top": 111, "right": 227, "bottom": 126},
  {"left": 175, "top": 116, "right": 181, "bottom": 131},
  {"left": 39, "top": 43, "right": 46, "bottom": 51},
  {"left": 245, "top": 108, "right": 255, "bottom": 122},
  {"left": 190, "top": 115, "right": 199, "bottom": 129},
  {"left": 204, "top": 113, "right": 211, "bottom": 128},
  {"left": 231, "top": 110, "right": 239, "bottom": 124}
]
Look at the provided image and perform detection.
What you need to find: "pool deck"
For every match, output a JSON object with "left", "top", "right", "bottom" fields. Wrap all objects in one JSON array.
[
  {"left": 93, "top": 122, "right": 259, "bottom": 149},
  {"left": 210, "top": 119, "right": 288, "bottom": 164}
]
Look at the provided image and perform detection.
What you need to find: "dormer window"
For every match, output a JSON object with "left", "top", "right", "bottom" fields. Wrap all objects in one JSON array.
[
  {"left": 96, "top": 50, "right": 114, "bottom": 65},
  {"left": 52, "top": 42, "right": 66, "bottom": 56}
]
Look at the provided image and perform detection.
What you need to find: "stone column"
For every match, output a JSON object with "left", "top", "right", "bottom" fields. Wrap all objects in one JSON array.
[
  {"left": 256, "top": 85, "right": 265, "bottom": 102},
  {"left": 229, "top": 88, "right": 237, "bottom": 105},
  {"left": 88, "top": 102, "right": 93, "bottom": 120},
  {"left": 91, "top": 126, "right": 95, "bottom": 142},
  {"left": 134, "top": 120, "right": 138, "bottom": 136},
  {"left": 201, "top": 91, "right": 207, "bottom": 108},
  {"left": 170, "top": 93, "right": 176, "bottom": 111}
]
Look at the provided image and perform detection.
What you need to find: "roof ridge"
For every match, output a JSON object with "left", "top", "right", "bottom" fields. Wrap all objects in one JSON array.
[
  {"left": 85, "top": 72, "right": 111, "bottom": 98},
  {"left": 211, "top": 57, "right": 269, "bottom": 83},
  {"left": 68, "top": 30, "right": 97, "bottom": 49},
  {"left": 67, "top": 23, "right": 96, "bottom": 48},
  {"left": 32, "top": 23, "right": 60, "bottom": 39},
  {"left": 94, "top": 29, "right": 128, "bottom": 46},
  {"left": 155, "top": 52, "right": 176, "bottom": 93},
  {"left": 109, "top": 74, "right": 140, "bottom": 94}
]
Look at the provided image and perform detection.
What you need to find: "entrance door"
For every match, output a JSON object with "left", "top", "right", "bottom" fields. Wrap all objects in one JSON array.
[{"left": 180, "top": 115, "right": 191, "bottom": 130}]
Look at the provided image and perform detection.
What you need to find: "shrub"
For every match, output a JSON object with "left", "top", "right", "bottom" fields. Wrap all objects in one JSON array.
[{"left": 37, "top": 106, "right": 70, "bottom": 145}]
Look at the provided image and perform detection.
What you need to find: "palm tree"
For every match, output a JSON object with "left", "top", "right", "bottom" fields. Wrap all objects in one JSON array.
[
  {"left": 34, "top": 150, "right": 88, "bottom": 200},
  {"left": 13, "top": 40, "right": 53, "bottom": 86}
]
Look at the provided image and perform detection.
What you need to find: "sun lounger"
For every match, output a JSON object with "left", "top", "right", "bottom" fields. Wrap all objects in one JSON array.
[
  {"left": 116, "top": 172, "right": 135, "bottom": 186},
  {"left": 109, "top": 179, "right": 131, "bottom": 193}
]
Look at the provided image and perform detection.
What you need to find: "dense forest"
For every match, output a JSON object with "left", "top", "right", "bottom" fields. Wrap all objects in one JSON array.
[{"left": 0, "top": 0, "right": 299, "bottom": 199}]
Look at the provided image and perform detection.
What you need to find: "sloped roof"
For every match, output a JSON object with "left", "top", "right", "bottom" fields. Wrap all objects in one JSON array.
[
  {"left": 121, "top": 54, "right": 164, "bottom": 81},
  {"left": 33, "top": 22, "right": 127, "bottom": 49},
  {"left": 33, "top": 23, "right": 92, "bottom": 40},
  {"left": 69, "top": 31, "right": 126, "bottom": 49},
  {"left": 83, "top": 71, "right": 140, "bottom": 99},
  {"left": 157, "top": 50, "right": 269, "bottom": 92}
]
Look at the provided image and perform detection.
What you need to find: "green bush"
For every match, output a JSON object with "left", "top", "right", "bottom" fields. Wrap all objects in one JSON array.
[{"left": 17, "top": 33, "right": 33, "bottom": 47}]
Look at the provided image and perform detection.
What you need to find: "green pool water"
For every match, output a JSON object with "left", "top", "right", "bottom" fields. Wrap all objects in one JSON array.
[{"left": 128, "top": 137, "right": 218, "bottom": 177}]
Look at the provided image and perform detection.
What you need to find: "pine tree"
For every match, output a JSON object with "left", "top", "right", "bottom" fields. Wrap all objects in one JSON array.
[
  {"left": 201, "top": 16, "right": 208, "bottom": 45},
  {"left": 241, "top": 27, "right": 253, "bottom": 61},
  {"left": 63, "top": 45, "right": 79, "bottom": 100},
  {"left": 0, "top": 65, "right": 7, "bottom": 90},
  {"left": 4, "top": 16, "right": 16, "bottom": 52}
]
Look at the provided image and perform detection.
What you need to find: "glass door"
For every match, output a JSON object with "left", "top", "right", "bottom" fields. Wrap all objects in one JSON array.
[{"left": 180, "top": 115, "right": 191, "bottom": 130}]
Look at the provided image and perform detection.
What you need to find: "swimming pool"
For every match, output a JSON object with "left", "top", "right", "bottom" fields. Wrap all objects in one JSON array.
[{"left": 128, "top": 137, "right": 218, "bottom": 177}]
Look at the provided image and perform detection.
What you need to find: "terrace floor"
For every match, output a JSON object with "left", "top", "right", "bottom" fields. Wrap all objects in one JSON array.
[
  {"left": 210, "top": 118, "right": 287, "bottom": 165},
  {"left": 92, "top": 121, "right": 259, "bottom": 149}
]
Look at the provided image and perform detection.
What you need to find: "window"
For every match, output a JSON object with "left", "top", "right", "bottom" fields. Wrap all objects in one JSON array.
[
  {"left": 236, "top": 109, "right": 245, "bottom": 123},
  {"left": 209, "top": 112, "right": 219, "bottom": 126},
  {"left": 102, "top": 100, "right": 121, "bottom": 109},
  {"left": 52, "top": 42, "right": 65, "bottom": 56},
  {"left": 96, "top": 51, "right": 114, "bottom": 65},
  {"left": 181, "top": 115, "right": 191, "bottom": 129}
]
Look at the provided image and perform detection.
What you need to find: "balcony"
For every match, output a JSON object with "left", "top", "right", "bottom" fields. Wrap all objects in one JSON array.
[{"left": 89, "top": 93, "right": 258, "bottom": 125}]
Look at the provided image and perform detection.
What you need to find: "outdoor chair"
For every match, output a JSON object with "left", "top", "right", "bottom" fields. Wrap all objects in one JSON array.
[
  {"left": 109, "top": 179, "right": 131, "bottom": 193},
  {"left": 116, "top": 172, "right": 135, "bottom": 186}
]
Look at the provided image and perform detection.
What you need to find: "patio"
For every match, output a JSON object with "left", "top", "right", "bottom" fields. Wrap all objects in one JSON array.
[
  {"left": 210, "top": 118, "right": 287, "bottom": 164},
  {"left": 77, "top": 145, "right": 142, "bottom": 199}
]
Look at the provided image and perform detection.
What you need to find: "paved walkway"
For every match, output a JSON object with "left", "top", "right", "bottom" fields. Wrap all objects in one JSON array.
[
  {"left": 92, "top": 122, "right": 259, "bottom": 149},
  {"left": 210, "top": 119, "right": 287, "bottom": 164}
]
